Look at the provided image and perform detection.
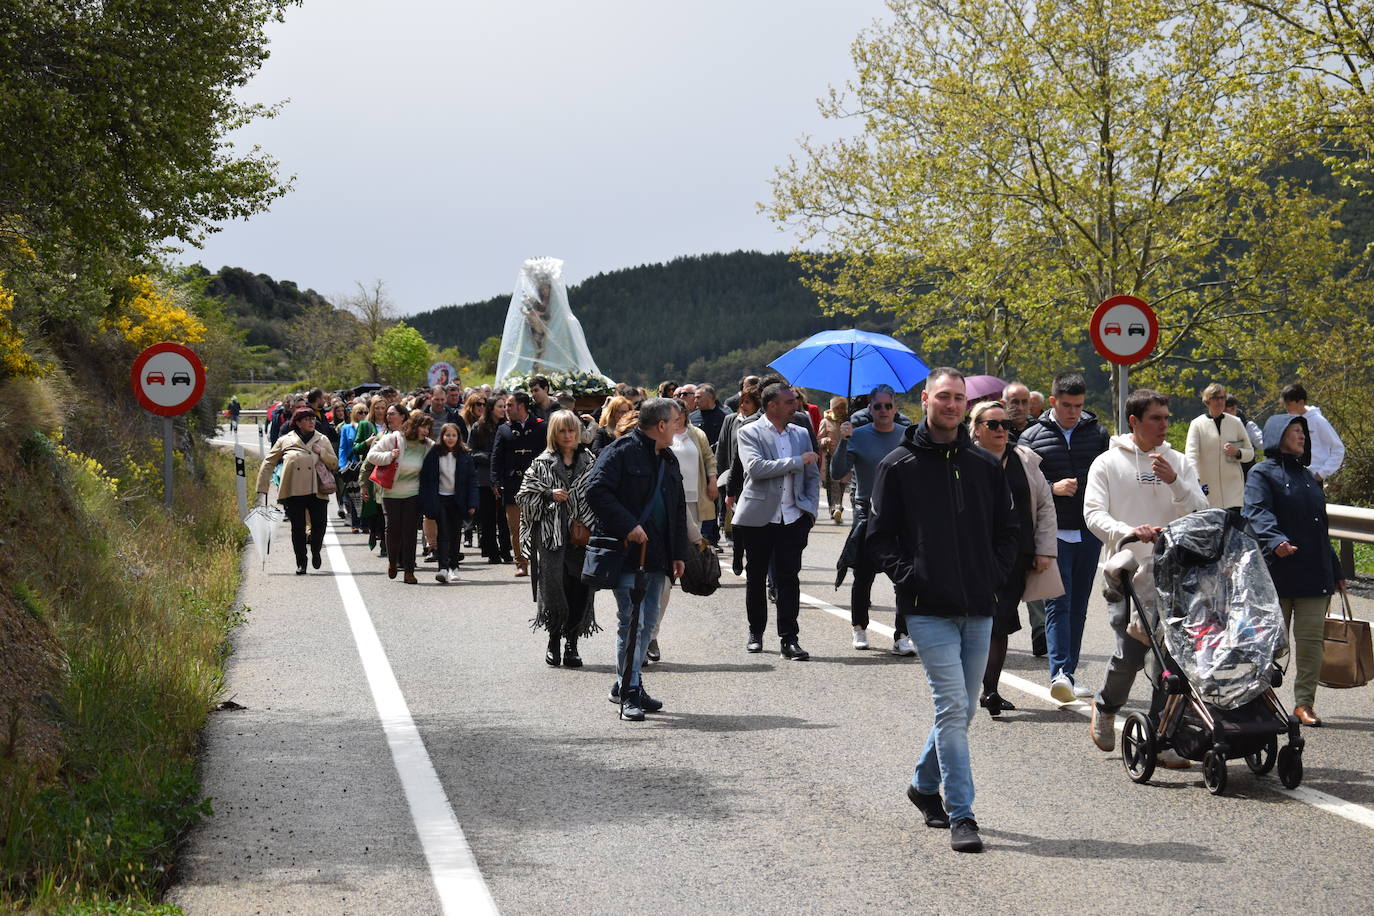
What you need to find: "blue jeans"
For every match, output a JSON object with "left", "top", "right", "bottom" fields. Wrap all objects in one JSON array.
[
  {"left": 612, "top": 571, "right": 666, "bottom": 689},
  {"left": 1044, "top": 531, "right": 1101, "bottom": 680},
  {"left": 905, "top": 614, "right": 993, "bottom": 823}
]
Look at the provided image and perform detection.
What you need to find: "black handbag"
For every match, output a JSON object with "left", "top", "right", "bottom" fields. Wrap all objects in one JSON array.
[
  {"left": 680, "top": 540, "right": 721, "bottom": 596},
  {"left": 581, "top": 463, "right": 664, "bottom": 589}
]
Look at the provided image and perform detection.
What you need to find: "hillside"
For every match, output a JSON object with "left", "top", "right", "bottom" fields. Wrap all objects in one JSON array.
[{"left": 406, "top": 251, "right": 896, "bottom": 384}]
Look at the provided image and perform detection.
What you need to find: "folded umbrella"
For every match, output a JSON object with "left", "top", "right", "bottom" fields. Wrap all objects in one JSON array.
[
  {"left": 768, "top": 329, "right": 930, "bottom": 398},
  {"left": 243, "top": 504, "right": 285, "bottom": 567}
]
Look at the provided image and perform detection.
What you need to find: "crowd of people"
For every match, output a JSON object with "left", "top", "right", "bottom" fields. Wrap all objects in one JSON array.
[{"left": 248, "top": 369, "right": 1348, "bottom": 855}]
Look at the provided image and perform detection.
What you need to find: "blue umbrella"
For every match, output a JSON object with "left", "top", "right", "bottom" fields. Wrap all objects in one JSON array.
[{"left": 768, "top": 329, "right": 930, "bottom": 398}]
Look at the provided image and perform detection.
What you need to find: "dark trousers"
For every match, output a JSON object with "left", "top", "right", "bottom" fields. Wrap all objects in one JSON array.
[
  {"left": 383, "top": 496, "right": 421, "bottom": 572},
  {"left": 739, "top": 515, "right": 812, "bottom": 640},
  {"left": 849, "top": 558, "right": 907, "bottom": 637},
  {"left": 477, "top": 487, "right": 511, "bottom": 560},
  {"left": 434, "top": 494, "right": 466, "bottom": 569},
  {"left": 282, "top": 495, "right": 327, "bottom": 566}
]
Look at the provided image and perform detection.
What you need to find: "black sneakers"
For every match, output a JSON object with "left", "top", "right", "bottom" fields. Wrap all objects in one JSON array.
[
  {"left": 746, "top": 632, "right": 763, "bottom": 653},
  {"left": 906, "top": 785, "right": 950, "bottom": 828},
  {"left": 608, "top": 682, "right": 663, "bottom": 712},
  {"left": 619, "top": 687, "right": 646, "bottom": 721},
  {"left": 950, "top": 818, "right": 983, "bottom": 853}
]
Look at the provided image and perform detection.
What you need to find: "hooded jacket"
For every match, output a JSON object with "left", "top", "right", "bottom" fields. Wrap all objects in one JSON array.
[
  {"left": 1017, "top": 408, "right": 1111, "bottom": 531},
  {"left": 1242, "top": 415, "right": 1340, "bottom": 598},
  {"left": 1083, "top": 434, "right": 1208, "bottom": 561},
  {"left": 866, "top": 420, "right": 1020, "bottom": 617}
]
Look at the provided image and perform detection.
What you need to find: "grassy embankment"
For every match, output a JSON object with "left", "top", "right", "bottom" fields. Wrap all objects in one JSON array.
[{"left": 0, "top": 377, "right": 244, "bottom": 915}]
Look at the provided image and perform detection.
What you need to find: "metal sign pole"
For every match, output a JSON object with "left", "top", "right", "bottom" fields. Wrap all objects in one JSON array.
[
  {"left": 163, "top": 415, "right": 174, "bottom": 509},
  {"left": 1118, "top": 365, "right": 1129, "bottom": 436},
  {"left": 234, "top": 442, "right": 248, "bottom": 520}
]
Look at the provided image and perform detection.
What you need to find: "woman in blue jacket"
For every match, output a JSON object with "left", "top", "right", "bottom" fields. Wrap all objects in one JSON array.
[{"left": 1243, "top": 414, "right": 1345, "bottom": 727}]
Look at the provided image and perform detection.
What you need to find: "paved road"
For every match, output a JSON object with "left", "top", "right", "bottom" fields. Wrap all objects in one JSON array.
[{"left": 174, "top": 432, "right": 1374, "bottom": 914}]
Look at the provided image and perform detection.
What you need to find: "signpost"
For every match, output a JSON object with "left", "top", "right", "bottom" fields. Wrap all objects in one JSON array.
[
  {"left": 130, "top": 342, "right": 207, "bottom": 509},
  {"left": 1089, "top": 295, "right": 1158, "bottom": 434}
]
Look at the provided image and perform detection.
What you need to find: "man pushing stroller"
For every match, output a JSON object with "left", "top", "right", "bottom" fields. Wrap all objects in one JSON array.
[{"left": 1082, "top": 390, "right": 1208, "bottom": 765}]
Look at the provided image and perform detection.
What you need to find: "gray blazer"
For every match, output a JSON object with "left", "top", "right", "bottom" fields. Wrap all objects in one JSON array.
[{"left": 732, "top": 419, "right": 821, "bottom": 527}]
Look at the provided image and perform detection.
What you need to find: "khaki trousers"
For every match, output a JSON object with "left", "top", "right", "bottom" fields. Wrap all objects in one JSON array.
[{"left": 1281, "top": 595, "right": 1330, "bottom": 709}]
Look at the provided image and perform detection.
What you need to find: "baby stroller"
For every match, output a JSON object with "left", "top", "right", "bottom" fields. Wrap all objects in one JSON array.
[{"left": 1107, "top": 508, "right": 1304, "bottom": 795}]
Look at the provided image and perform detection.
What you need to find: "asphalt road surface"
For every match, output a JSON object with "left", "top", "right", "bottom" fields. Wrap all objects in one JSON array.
[{"left": 173, "top": 431, "right": 1374, "bottom": 914}]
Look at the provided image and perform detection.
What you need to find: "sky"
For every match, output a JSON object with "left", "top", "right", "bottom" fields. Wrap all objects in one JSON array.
[{"left": 177, "top": 0, "right": 889, "bottom": 316}]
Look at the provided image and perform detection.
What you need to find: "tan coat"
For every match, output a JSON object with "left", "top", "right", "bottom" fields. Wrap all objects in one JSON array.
[
  {"left": 817, "top": 410, "right": 852, "bottom": 485},
  {"left": 1012, "top": 444, "right": 1066, "bottom": 602},
  {"left": 256, "top": 430, "right": 338, "bottom": 501},
  {"left": 679, "top": 423, "right": 718, "bottom": 522},
  {"left": 1185, "top": 413, "right": 1253, "bottom": 509}
]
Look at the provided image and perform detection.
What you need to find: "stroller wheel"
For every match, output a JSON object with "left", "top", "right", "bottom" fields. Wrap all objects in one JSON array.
[
  {"left": 1277, "top": 745, "right": 1303, "bottom": 789},
  {"left": 1203, "top": 750, "right": 1228, "bottom": 795},
  {"left": 1122, "top": 712, "right": 1156, "bottom": 784},
  {"left": 1245, "top": 736, "right": 1278, "bottom": 776}
]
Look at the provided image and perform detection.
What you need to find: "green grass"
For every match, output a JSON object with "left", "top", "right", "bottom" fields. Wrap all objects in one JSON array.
[
  {"left": 0, "top": 416, "right": 245, "bottom": 913},
  {"left": 1334, "top": 539, "right": 1374, "bottom": 577}
]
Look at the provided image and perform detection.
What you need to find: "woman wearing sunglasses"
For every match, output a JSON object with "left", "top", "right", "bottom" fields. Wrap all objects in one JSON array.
[{"left": 968, "top": 400, "right": 1060, "bottom": 716}]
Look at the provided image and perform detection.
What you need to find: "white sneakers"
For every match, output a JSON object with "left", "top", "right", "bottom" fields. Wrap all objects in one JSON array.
[
  {"left": 852, "top": 628, "right": 869, "bottom": 650},
  {"left": 1090, "top": 705, "right": 1116, "bottom": 751},
  {"left": 1050, "top": 673, "right": 1075, "bottom": 703},
  {"left": 1072, "top": 681, "right": 1094, "bottom": 699},
  {"left": 892, "top": 635, "right": 917, "bottom": 657},
  {"left": 436, "top": 568, "right": 460, "bottom": 584}
]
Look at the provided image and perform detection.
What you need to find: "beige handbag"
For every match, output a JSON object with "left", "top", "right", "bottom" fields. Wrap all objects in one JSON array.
[
  {"left": 1022, "top": 559, "right": 1065, "bottom": 603},
  {"left": 1319, "top": 592, "right": 1373, "bottom": 689}
]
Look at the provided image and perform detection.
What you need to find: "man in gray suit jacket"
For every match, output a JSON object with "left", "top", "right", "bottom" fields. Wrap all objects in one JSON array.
[{"left": 733, "top": 383, "right": 822, "bottom": 659}]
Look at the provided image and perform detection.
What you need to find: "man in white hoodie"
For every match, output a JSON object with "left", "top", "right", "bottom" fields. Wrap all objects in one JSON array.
[
  {"left": 1281, "top": 382, "right": 1344, "bottom": 484},
  {"left": 1083, "top": 389, "right": 1208, "bottom": 762}
]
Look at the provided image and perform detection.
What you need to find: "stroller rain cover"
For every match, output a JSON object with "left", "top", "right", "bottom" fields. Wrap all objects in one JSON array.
[{"left": 1152, "top": 509, "right": 1288, "bottom": 709}]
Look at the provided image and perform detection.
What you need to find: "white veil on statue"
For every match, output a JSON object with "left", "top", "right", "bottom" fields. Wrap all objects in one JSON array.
[{"left": 494, "top": 257, "right": 603, "bottom": 383}]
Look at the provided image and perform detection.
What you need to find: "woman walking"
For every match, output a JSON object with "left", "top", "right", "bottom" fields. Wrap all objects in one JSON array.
[
  {"left": 460, "top": 393, "right": 487, "bottom": 548},
  {"left": 368, "top": 408, "right": 434, "bottom": 584},
  {"left": 1185, "top": 383, "right": 1253, "bottom": 509},
  {"left": 420, "top": 423, "right": 479, "bottom": 584},
  {"left": 591, "top": 395, "right": 634, "bottom": 453},
  {"left": 337, "top": 401, "right": 369, "bottom": 532},
  {"left": 516, "top": 410, "right": 599, "bottom": 668},
  {"left": 1243, "top": 413, "right": 1345, "bottom": 727},
  {"left": 647, "top": 403, "right": 714, "bottom": 662},
  {"left": 968, "top": 400, "right": 1059, "bottom": 716},
  {"left": 356, "top": 396, "right": 392, "bottom": 554},
  {"left": 255, "top": 408, "right": 339, "bottom": 575},
  {"left": 818, "top": 396, "right": 852, "bottom": 523},
  {"left": 468, "top": 395, "right": 514, "bottom": 564}
]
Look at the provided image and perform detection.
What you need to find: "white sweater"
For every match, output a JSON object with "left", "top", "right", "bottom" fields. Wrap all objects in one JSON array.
[{"left": 1084, "top": 434, "right": 1210, "bottom": 563}]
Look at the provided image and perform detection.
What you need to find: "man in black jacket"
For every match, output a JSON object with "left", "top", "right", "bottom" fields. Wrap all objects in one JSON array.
[
  {"left": 1016, "top": 371, "right": 1111, "bottom": 703},
  {"left": 585, "top": 398, "right": 688, "bottom": 721},
  {"left": 490, "top": 391, "right": 545, "bottom": 577},
  {"left": 867, "top": 368, "right": 1018, "bottom": 853}
]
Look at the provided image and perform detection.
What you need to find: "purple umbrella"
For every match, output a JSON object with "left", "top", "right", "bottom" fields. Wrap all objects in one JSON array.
[{"left": 964, "top": 375, "right": 1007, "bottom": 402}]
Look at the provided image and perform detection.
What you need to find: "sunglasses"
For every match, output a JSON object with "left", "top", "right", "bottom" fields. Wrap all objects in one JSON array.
[
  {"left": 979, "top": 419, "right": 1014, "bottom": 430},
  {"left": 870, "top": 402, "right": 895, "bottom": 410}
]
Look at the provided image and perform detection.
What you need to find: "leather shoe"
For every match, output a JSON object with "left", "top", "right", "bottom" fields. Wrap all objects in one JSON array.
[
  {"left": 746, "top": 632, "right": 763, "bottom": 653},
  {"left": 906, "top": 785, "right": 950, "bottom": 828},
  {"left": 387, "top": 561, "right": 398, "bottom": 579},
  {"left": 311, "top": 546, "right": 322, "bottom": 569},
  {"left": 1294, "top": 705, "right": 1322, "bottom": 727},
  {"left": 780, "top": 639, "right": 810, "bottom": 661},
  {"left": 403, "top": 571, "right": 418, "bottom": 584}
]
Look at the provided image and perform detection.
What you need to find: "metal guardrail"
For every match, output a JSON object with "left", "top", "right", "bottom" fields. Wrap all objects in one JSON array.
[{"left": 1328, "top": 504, "right": 1374, "bottom": 579}]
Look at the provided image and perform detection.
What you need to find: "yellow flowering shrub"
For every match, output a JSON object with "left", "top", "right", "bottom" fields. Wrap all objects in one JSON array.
[
  {"left": 103, "top": 274, "right": 206, "bottom": 349},
  {"left": 0, "top": 273, "right": 47, "bottom": 379}
]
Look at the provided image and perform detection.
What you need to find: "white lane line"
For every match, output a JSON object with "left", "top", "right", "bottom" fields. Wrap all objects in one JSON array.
[
  {"left": 323, "top": 524, "right": 500, "bottom": 915},
  {"left": 771, "top": 575, "right": 1374, "bottom": 832}
]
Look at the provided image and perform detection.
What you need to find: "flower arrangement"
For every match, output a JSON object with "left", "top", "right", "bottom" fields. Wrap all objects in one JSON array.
[{"left": 502, "top": 369, "right": 615, "bottom": 396}]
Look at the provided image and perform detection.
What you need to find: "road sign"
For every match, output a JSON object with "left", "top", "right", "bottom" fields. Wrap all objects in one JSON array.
[
  {"left": 131, "top": 342, "right": 206, "bottom": 417},
  {"left": 1089, "top": 295, "right": 1158, "bottom": 366}
]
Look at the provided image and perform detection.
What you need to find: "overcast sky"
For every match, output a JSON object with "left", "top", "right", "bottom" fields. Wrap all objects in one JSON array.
[{"left": 177, "top": 0, "right": 888, "bottom": 315}]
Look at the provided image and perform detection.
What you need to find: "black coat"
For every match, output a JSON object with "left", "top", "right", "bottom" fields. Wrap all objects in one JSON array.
[
  {"left": 418, "top": 448, "right": 480, "bottom": 520},
  {"left": 585, "top": 429, "right": 689, "bottom": 576},
  {"left": 1016, "top": 409, "right": 1110, "bottom": 530},
  {"left": 1242, "top": 414, "right": 1341, "bottom": 598},
  {"left": 690, "top": 405, "right": 730, "bottom": 447},
  {"left": 866, "top": 420, "right": 1020, "bottom": 617},
  {"left": 491, "top": 417, "right": 545, "bottom": 493}
]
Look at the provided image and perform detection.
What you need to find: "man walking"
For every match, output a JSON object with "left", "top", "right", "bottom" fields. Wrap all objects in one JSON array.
[
  {"left": 830, "top": 384, "right": 917, "bottom": 656},
  {"left": 1281, "top": 382, "right": 1344, "bottom": 484},
  {"left": 1003, "top": 380, "right": 1046, "bottom": 657},
  {"left": 732, "top": 383, "right": 821, "bottom": 659},
  {"left": 585, "top": 398, "right": 688, "bottom": 721},
  {"left": 491, "top": 392, "right": 545, "bottom": 577},
  {"left": 1084, "top": 389, "right": 1207, "bottom": 766},
  {"left": 690, "top": 384, "right": 729, "bottom": 447},
  {"left": 868, "top": 368, "right": 1019, "bottom": 853},
  {"left": 529, "top": 375, "right": 556, "bottom": 422},
  {"left": 1018, "top": 371, "right": 1110, "bottom": 702}
]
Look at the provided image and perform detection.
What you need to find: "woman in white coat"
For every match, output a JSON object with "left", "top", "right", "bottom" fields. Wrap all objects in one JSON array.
[
  {"left": 969, "top": 400, "right": 1061, "bottom": 716},
  {"left": 1185, "top": 383, "right": 1253, "bottom": 509}
]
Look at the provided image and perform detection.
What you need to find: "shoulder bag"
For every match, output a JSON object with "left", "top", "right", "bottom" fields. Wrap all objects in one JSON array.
[
  {"left": 1319, "top": 591, "right": 1374, "bottom": 688},
  {"left": 315, "top": 458, "right": 337, "bottom": 495},
  {"left": 368, "top": 433, "right": 399, "bottom": 490},
  {"left": 581, "top": 462, "right": 664, "bottom": 589}
]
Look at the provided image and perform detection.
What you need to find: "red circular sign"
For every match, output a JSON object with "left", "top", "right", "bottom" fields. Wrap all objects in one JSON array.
[
  {"left": 131, "top": 342, "right": 206, "bottom": 416},
  {"left": 1089, "top": 295, "right": 1158, "bottom": 366}
]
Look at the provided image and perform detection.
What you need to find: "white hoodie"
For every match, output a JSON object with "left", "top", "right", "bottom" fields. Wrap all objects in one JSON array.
[
  {"left": 1300, "top": 405, "right": 1345, "bottom": 481},
  {"left": 1084, "top": 434, "right": 1209, "bottom": 563}
]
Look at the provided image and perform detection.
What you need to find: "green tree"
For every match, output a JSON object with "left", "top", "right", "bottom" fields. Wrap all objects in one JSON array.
[
  {"left": 767, "top": 0, "right": 1358, "bottom": 407},
  {"left": 477, "top": 335, "right": 502, "bottom": 375},
  {"left": 372, "top": 322, "right": 431, "bottom": 388}
]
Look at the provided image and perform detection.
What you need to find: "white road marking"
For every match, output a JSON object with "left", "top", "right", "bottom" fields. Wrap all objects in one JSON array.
[
  {"left": 324, "top": 524, "right": 500, "bottom": 915},
  {"left": 768, "top": 576, "right": 1374, "bottom": 833}
]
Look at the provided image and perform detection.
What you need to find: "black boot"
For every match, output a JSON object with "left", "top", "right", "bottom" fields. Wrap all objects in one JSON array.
[
  {"left": 545, "top": 634, "right": 561, "bottom": 667},
  {"left": 562, "top": 636, "right": 583, "bottom": 668}
]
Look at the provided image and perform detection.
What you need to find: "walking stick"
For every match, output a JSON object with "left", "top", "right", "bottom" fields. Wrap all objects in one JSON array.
[{"left": 620, "top": 539, "right": 650, "bottom": 719}]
